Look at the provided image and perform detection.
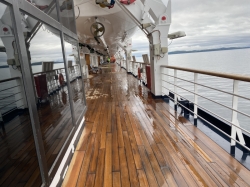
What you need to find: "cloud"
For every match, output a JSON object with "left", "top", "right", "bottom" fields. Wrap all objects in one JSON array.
[
  {"left": 29, "top": 29, "right": 74, "bottom": 64},
  {"left": 132, "top": 0, "right": 250, "bottom": 58}
]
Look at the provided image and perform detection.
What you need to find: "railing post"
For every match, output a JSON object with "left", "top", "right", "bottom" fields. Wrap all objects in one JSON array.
[
  {"left": 174, "top": 69, "right": 177, "bottom": 111},
  {"left": 194, "top": 73, "right": 198, "bottom": 125},
  {"left": 230, "top": 80, "right": 246, "bottom": 155}
]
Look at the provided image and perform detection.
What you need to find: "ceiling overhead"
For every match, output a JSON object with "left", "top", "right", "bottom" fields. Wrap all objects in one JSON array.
[{"left": 74, "top": 0, "right": 138, "bottom": 56}]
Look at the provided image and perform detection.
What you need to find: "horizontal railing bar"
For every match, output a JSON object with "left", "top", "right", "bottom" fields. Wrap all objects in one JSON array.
[
  {"left": 0, "top": 98, "right": 23, "bottom": 110},
  {"left": 162, "top": 79, "right": 250, "bottom": 120},
  {"left": 3, "top": 105, "right": 24, "bottom": 116},
  {"left": 2, "top": 107, "right": 17, "bottom": 116},
  {"left": 162, "top": 90, "right": 250, "bottom": 152},
  {"left": 0, "top": 85, "right": 21, "bottom": 92},
  {"left": 0, "top": 77, "right": 20, "bottom": 83},
  {"left": 32, "top": 67, "right": 65, "bottom": 75},
  {"left": 162, "top": 73, "right": 250, "bottom": 101},
  {"left": 162, "top": 65, "right": 250, "bottom": 82},
  {"left": 162, "top": 86, "right": 250, "bottom": 135},
  {"left": 130, "top": 61, "right": 145, "bottom": 64},
  {"left": 2, "top": 105, "right": 25, "bottom": 116},
  {"left": 0, "top": 92, "right": 22, "bottom": 100}
]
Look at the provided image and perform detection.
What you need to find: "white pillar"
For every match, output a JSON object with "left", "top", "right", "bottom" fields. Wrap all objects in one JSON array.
[
  {"left": 174, "top": 69, "right": 177, "bottom": 106},
  {"left": 149, "top": 24, "right": 170, "bottom": 96},
  {"left": 125, "top": 51, "right": 130, "bottom": 72},
  {"left": 194, "top": 73, "right": 198, "bottom": 119},
  {"left": 231, "top": 80, "right": 245, "bottom": 148}
]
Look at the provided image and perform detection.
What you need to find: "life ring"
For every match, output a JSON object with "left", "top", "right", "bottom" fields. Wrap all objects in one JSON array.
[{"left": 59, "top": 73, "right": 65, "bottom": 86}]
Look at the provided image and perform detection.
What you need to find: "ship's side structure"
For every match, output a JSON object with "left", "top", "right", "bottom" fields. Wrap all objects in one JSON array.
[{"left": 0, "top": 0, "right": 86, "bottom": 186}]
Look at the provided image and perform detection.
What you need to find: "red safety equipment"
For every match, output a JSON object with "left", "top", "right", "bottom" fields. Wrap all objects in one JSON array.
[
  {"left": 110, "top": 56, "right": 116, "bottom": 63},
  {"left": 120, "top": 0, "right": 136, "bottom": 5},
  {"left": 138, "top": 68, "right": 141, "bottom": 79},
  {"left": 59, "top": 73, "right": 65, "bottom": 86},
  {"left": 34, "top": 74, "right": 48, "bottom": 99},
  {"left": 146, "top": 65, "right": 151, "bottom": 90}
]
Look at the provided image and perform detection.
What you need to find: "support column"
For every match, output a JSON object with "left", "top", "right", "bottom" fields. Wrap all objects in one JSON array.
[
  {"left": 194, "top": 73, "right": 198, "bottom": 125},
  {"left": 148, "top": 24, "right": 170, "bottom": 97},
  {"left": 125, "top": 51, "right": 130, "bottom": 72},
  {"left": 230, "top": 80, "right": 246, "bottom": 155}
]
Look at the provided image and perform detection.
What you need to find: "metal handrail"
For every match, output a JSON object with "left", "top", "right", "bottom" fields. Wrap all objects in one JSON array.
[
  {"left": 0, "top": 77, "right": 20, "bottom": 83},
  {"left": 162, "top": 90, "right": 250, "bottom": 152},
  {"left": 33, "top": 67, "right": 65, "bottom": 75},
  {"left": 0, "top": 85, "right": 21, "bottom": 92},
  {"left": 161, "top": 65, "right": 250, "bottom": 82},
  {"left": 162, "top": 83, "right": 250, "bottom": 135},
  {"left": 1, "top": 105, "right": 24, "bottom": 116},
  {"left": 161, "top": 65, "right": 250, "bottom": 154},
  {"left": 163, "top": 73, "right": 250, "bottom": 101},
  {"left": 131, "top": 61, "right": 145, "bottom": 64},
  {"left": 0, "top": 92, "right": 21, "bottom": 101},
  {"left": 32, "top": 65, "right": 78, "bottom": 76},
  {"left": 0, "top": 98, "right": 23, "bottom": 110}
]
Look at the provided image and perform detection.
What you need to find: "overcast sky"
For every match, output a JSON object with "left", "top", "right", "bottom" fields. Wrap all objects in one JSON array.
[{"left": 132, "top": 0, "right": 250, "bottom": 59}]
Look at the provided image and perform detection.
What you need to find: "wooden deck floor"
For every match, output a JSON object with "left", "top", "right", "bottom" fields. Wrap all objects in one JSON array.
[{"left": 62, "top": 64, "right": 250, "bottom": 187}]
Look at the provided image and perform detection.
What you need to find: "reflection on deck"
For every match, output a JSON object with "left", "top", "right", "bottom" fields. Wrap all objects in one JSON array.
[
  {"left": 0, "top": 78, "right": 84, "bottom": 187},
  {"left": 63, "top": 64, "right": 250, "bottom": 187}
]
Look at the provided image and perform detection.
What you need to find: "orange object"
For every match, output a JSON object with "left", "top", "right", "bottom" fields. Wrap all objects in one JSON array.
[
  {"left": 110, "top": 56, "right": 116, "bottom": 63},
  {"left": 146, "top": 65, "right": 151, "bottom": 90}
]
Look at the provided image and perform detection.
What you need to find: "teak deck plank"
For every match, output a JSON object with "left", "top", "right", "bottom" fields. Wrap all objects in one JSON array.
[
  {"left": 62, "top": 64, "right": 250, "bottom": 187},
  {"left": 119, "top": 147, "right": 130, "bottom": 187},
  {"left": 93, "top": 149, "right": 105, "bottom": 187},
  {"left": 137, "top": 169, "right": 150, "bottom": 187},
  {"left": 85, "top": 174, "right": 95, "bottom": 187},
  {"left": 62, "top": 151, "right": 85, "bottom": 187},
  {"left": 116, "top": 106, "right": 125, "bottom": 148},
  {"left": 89, "top": 114, "right": 104, "bottom": 173},
  {"left": 123, "top": 112, "right": 143, "bottom": 170},
  {"left": 112, "top": 122, "right": 120, "bottom": 171},
  {"left": 138, "top": 145, "right": 159, "bottom": 187},
  {"left": 104, "top": 133, "right": 112, "bottom": 187},
  {"left": 123, "top": 131, "right": 140, "bottom": 186},
  {"left": 76, "top": 134, "right": 95, "bottom": 187},
  {"left": 113, "top": 172, "right": 121, "bottom": 187}
]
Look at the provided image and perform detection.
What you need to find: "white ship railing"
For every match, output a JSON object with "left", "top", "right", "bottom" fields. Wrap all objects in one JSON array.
[
  {"left": 0, "top": 65, "right": 81, "bottom": 118},
  {"left": 131, "top": 61, "right": 147, "bottom": 85},
  {"left": 33, "top": 64, "right": 81, "bottom": 94},
  {"left": 118, "top": 60, "right": 148, "bottom": 85},
  {"left": 0, "top": 77, "right": 24, "bottom": 119},
  {"left": 161, "top": 65, "right": 250, "bottom": 154},
  {"left": 131, "top": 61, "right": 138, "bottom": 76}
]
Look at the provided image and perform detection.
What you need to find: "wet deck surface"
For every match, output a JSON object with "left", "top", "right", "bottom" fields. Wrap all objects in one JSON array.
[{"left": 62, "top": 64, "right": 250, "bottom": 187}]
